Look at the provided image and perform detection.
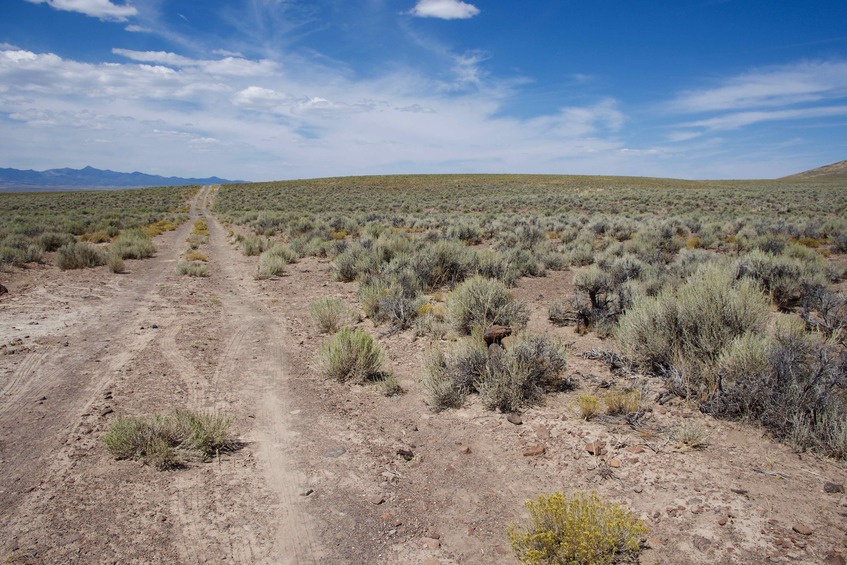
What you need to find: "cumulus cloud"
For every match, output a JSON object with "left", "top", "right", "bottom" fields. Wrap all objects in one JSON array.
[
  {"left": 0, "top": 45, "right": 644, "bottom": 180},
  {"left": 410, "top": 0, "right": 480, "bottom": 20},
  {"left": 26, "top": 0, "right": 138, "bottom": 22}
]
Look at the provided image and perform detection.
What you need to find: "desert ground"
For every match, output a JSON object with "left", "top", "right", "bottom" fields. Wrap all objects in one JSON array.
[{"left": 1, "top": 185, "right": 846, "bottom": 564}]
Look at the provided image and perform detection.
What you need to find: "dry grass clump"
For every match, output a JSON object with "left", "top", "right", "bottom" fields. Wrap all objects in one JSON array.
[
  {"left": 177, "top": 261, "right": 208, "bottom": 277},
  {"left": 576, "top": 393, "right": 600, "bottom": 420},
  {"left": 104, "top": 409, "right": 236, "bottom": 470},
  {"left": 508, "top": 490, "right": 647, "bottom": 565},
  {"left": 317, "top": 327, "right": 384, "bottom": 383},
  {"left": 309, "top": 296, "right": 356, "bottom": 334},
  {"left": 106, "top": 253, "right": 125, "bottom": 274},
  {"left": 604, "top": 389, "right": 644, "bottom": 416},
  {"left": 676, "top": 420, "right": 710, "bottom": 449},
  {"left": 185, "top": 251, "right": 207, "bottom": 262},
  {"left": 255, "top": 244, "right": 297, "bottom": 279}
]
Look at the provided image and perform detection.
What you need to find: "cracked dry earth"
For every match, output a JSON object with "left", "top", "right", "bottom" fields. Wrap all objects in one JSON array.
[{"left": 1, "top": 186, "right": 847, "bottom": 564}]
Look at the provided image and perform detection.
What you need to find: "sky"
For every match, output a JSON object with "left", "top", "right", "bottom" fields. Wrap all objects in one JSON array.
[{"left": 1, "top": 0, "right": 846, "bottom": 181}]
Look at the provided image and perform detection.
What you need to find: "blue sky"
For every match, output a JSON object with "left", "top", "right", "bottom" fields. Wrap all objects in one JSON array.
[{"left": 1, "top": 0, "right": 846, "bottom": 181}]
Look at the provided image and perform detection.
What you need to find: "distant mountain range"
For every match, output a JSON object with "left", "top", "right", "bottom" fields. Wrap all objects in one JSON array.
[
  {"left": 783, "top": 160, "right": 847, "bottom": 180},
  {"left": 0, "top": 166, "right": 241, "bottom": 192}
]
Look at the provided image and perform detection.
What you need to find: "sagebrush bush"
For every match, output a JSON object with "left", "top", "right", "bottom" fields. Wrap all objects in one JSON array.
[
  {"left": 317, "top": 327, "right": 384, "bottom": 382},
  {"left": 309, "top": 296, "right": 356, "bottom": 333},
  {"left": 56, "top": 242, "right": 106, "bottom": 270},
  {"left": 106, "top": 253, "right": 125, "bottom": 274},
  {"left": 104, "top": 410, "right": 235, "bottom": 470},
  {"left": 735, "top": 248, "right": 827, "bottom": 309},
  {"left": 577, "top": 393, "right": 600, "bottom": 420},
  {"left": 616, "top": 262, "right": 770, "bottom": 399},
  {"left": 447, "top": 276, "right": 529, "bottom": 335},
  {"left": 422, "top": 334, "right": 568, "bottom": 412},
  {"left": 108, "top": 229, "right": 155, "bottom": 259},
  {"left": 508, "top": 491, "right": 647, "bottom": 565},
  {"left": 707, "top": 317, "right": 847, "bottom": 457},
  {"left": 240, "top": 235, "right": 269, "bottom": 256}
]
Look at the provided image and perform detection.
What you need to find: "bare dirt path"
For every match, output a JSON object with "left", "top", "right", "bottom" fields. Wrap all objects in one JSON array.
[{"left": 0, "top": 186, "right": 323, "bottom": 564}]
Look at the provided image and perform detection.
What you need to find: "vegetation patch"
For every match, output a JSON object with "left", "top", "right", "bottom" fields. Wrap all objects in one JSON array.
[
  {"left": 317, "top": 327, "right": 384, "bottom": 383},
  {"left": 104, "top": 409, "right": 236, "bottom": 470},
  {"left": 508, "top": 490, "right": 647, "bottom": 565}
]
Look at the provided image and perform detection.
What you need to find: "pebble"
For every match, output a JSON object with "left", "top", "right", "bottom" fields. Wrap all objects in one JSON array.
[
  {"left": 824, "top": 482, "right": 844, "bottom": 494},
  {"left": 523, "top": 445, "right": 546, "bottom": 457},
  {"left": 369, "top": 495, "right": 385, "bottom": 505},
  {"left": 824, "top": 552, "right": 846, "bottom": 565},
  {"left": 585, "top": 441, "right": 606, "bottom": 456},
  {"left": 792, "top": 524, "right": 813, "bottom": 536},
  {"left": 507, "top": 413, "right": 522, "bottom": 425},
  {"left": 608, "top": 459, "right": 621, "bottom": 468},
  {"left": 420, "top": 537, "right": 441, "bottom": 550}
]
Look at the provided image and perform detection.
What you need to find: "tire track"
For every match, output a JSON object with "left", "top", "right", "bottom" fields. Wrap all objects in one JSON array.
[
  {"left": 197, "top": 186, "right": 321, "bottom": 563},
  {"left": 159, "top": 323, "right": 206, "bottom": 410}
]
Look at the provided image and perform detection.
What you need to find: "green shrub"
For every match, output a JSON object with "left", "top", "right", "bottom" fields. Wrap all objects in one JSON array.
[
  {"left": 309, "top": 296, "right": 356, "bottom": 333},
  {"left": 56, "top": 242, "right": 106, "bottom": 270},
  {"left": 616, "top": 262, "right": 770, "bottom": 399},
  {"left": 447, "top": 276, "right": 529, "bottom": 335},
  {"left": 508, "top": 491, "right": 647, "bottom": 565},
  {"left": 256, "top": 249, "right": 288, "bottom": 279},
  {"left": 317, "top": 327, "right": 384, "bottom": 382},
  {"left": 240, "top": 235, "right": 269, "bottom": 256},
  {"left": 177, "top": 261, "right": 208, "bottom": 277},
  {"left": 708, "top": 317, "right": 847, "bottom": 457},
  {"left": 104, "top": 410, "right": 235, "bottom": 470},
  {"left": 423, "top": 334, "right": 568, "bottom": 412},
  {"left": 109, "top": 229, "right": 155, "bottom": 259},
  {"left": 107, "top": 253, "right": 125, "bottom": 274},
  {"left": 734, "top": 249, "right": 827, "bottom": 309}
]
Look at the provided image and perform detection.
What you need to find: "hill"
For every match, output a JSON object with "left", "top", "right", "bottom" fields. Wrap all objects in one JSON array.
[
  {"left": 782, "top": 159, "right": 847, "bottom": 180},
  {"left": 0, "top": 166, "right": 240, "bottom": 191}
]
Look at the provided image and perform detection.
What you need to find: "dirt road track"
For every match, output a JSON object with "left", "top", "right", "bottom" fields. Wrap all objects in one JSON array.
[{"left": 0, "top": 186, "right": 321, "bottom": 564}]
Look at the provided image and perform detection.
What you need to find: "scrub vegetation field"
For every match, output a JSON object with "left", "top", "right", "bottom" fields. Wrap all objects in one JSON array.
[{"left": 1, "top": 174, "right": 846, "bottom": 564}]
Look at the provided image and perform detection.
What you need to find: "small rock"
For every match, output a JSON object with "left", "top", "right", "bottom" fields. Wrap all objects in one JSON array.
[
  {"left": 151, "top": 324, "right": 158, "bottom": 329},
  {"left": 824, "top": 482, "right": 845, "bottom": 494},
  {"left": 634, "top": 486, "right": 643, "bottom": 494},
  {"left": 792, "top": 524, "right": 813, "bottom": 536},
  {"left": 608, "top": 458, "right": 621, "bottom": 468},
  {"left": 523, "top": 445, "right": 546, "bottom": 457},
  {"left": 507, "top": 413, "right": 523, "bottom": 425},
  {"left": 300, "top": 488, "right": 314, "bottom": 497},
  {"left": 369, "top": 495, "right": 385, "bottom": 505},
  {"left": 534, "top": 425, "right": 550, "bottom": 440},
  {"left": 626, "top": 445, "right": 645, "bottom": 454},
  {"left": 824, "top": 552, "right": 846, "bottom": 565},
  {"left": 0, "top": 284, "right": 8, "bottom": 296},
  {"left": 585, "top": 441, "right": 606, "bottom": 456},
  {"left": 100, "top": 407, "right": 114, "bottom": 417},
  {"left": 718, "top": 517, "right": 728, "bottom": 526},
  {"left": 397, "top": 448, "right": 414, "bottom": 461},
  {"left": 420, "top": 537, "right": 441, "bottom": 550},
  {"left": 460, "top": 446, "right": 472, "bottom": 455},
  {"left": 692, "top": 535, "right": 712, "bottom": 553},
  {"left": 36, "top": 396, "right": 47, "bottom": 402},
  {"left": 322, "top": 447, "right": 346, "bottom": 458}
]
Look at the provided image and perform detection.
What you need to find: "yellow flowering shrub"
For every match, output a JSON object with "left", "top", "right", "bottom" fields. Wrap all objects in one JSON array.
[{"left": 509, "top": 491, "right": 647, "bottom": 565}]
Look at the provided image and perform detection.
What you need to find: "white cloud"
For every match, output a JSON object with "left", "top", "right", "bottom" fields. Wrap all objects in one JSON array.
[
  {"left": 26, "top": 0, "right": 138, "bottom": 22},
  {"left": 685, "top": 105, "right": 847, "bottom": 130},
  {"left": 672, "top": 61, "right": 847, "bottom": 113},
  {"left": 410, "top": 0, "right": 480, "bottom": 20},
  {"left": 0, "top": 45, "right": 638, "bottom": 180}
]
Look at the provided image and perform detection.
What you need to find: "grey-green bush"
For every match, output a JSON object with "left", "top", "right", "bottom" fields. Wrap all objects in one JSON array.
[
  {"left": 447, "top": 276, "right": 529, "bottom": 335},
  {"left": 317, "top": 327, "right": 384, "bottom": 382}
]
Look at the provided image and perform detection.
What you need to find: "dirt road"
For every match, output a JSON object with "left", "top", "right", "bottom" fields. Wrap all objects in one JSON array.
[
  {"left": 0, "top": 186, "right": 321, "bottom": 564},
  {"left": 3, "top": 186, "right": 847, "bottom": 564}
]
